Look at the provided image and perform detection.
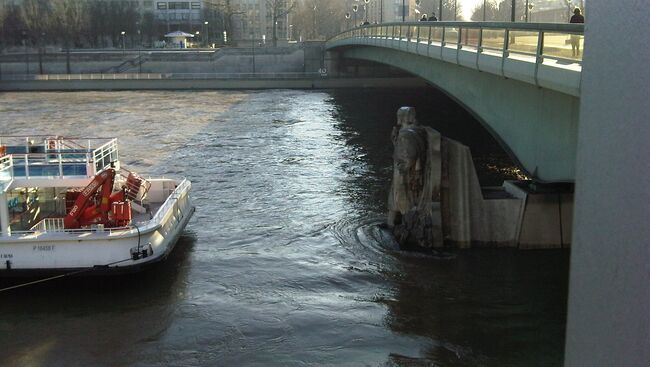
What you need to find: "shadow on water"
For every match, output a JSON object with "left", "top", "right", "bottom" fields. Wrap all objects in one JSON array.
[
  {"left": 0, "top": 232, "right": 197, "bottom": 367},
  {"left": 327, "top": 89, "right": 570, "bottom": 366},
  {"left": 381, "top": 249, "right": 570, "bottom": 367},
  {"left": 328, "top": 87, "right": 522, "bottom": 189}
]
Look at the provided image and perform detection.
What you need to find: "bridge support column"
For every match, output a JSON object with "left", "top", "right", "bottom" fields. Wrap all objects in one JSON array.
[{"left": 387, "top": 107, "right": 574, "bottom": 249}]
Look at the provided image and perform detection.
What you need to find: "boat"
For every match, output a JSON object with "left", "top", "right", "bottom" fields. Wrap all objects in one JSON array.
[{"left": 0, "top": 135, "right": 194, "bottom": 276}]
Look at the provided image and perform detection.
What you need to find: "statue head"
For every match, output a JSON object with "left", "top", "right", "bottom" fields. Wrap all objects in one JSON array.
[{"left": 397, "top": 107, "right": 418, "bottom": 127}]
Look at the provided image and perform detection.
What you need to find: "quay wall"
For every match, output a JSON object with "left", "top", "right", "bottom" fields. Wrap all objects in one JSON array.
[{"left": 0, "top": 77, "right": 427, "bottom": 91}]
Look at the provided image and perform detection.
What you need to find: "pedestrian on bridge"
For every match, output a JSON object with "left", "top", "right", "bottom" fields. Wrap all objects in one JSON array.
[
  {"left": 429, "top": 13, "right": 438, "bottom": 21},
  {"left": 569, "top": 8, "right": 585, "bottom": 57}
]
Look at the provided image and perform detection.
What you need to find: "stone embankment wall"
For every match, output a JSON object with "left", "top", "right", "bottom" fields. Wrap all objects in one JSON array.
[{"left": 0, "top": 46, "right": 308, "bottom": 75}]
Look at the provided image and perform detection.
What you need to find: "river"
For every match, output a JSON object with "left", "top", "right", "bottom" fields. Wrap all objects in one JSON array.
[{"left": 0, "top": 89, "right": 568, "bottom": 367}]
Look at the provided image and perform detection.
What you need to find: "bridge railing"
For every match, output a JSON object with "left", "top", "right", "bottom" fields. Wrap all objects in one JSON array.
[{"left": 329, "top": 21, "right": 584, "bottom": 64}]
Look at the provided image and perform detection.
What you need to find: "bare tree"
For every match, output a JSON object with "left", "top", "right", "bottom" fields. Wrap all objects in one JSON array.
[
  {"left": 51, "top": 0, "right": 87, "bottom": 72},
  {"left": 20, "top": 0, "right": 51, "bottom": 44},
  {"left": 266, "top": 0, "right": 295, "bottom": 47},
  {"left": 471, "top": 0, "right": 499, "bottom": 21}
]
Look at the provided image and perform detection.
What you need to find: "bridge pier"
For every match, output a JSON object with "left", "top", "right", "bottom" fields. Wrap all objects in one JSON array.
[{"left": 388, "top": 107, "right": 573, "bottom": 249}]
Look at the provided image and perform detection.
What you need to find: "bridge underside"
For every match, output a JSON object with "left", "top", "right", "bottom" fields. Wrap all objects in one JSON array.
[{"left": 331, "top": 46, "right": 580, "bottom": 182}]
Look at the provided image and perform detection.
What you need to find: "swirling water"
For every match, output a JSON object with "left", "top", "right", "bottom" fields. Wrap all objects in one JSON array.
[{"left": 0, "top": 89, "right": 568, "bottom": 367}]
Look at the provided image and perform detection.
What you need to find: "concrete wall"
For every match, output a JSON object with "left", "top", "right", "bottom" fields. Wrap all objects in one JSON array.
[
  {"left": 0, "top": 77, "right": 428, "bottom": 91},
  {"left": 0, "top": 47, "right": 307, "bottom": 75},
  {"left": 334, "top": 46, "right": 580, "bottom": 183},
  {"left": 564, "top": 1, "right": 650, "bottom": 366}
]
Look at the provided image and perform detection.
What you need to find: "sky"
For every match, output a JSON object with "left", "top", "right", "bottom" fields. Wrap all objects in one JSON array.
[{"left": 461, "top": 0, "right": 482, "bottom": 20}]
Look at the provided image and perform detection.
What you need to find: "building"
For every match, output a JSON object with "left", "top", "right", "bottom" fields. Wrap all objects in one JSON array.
[{"left": 230, "top": 0, "right": 290, "bottom": 46}]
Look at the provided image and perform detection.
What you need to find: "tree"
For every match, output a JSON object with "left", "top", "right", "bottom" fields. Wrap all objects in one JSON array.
[
  {"left": 291, "top": 0, "right": 346, "bottom": 41},
  {"left": 2, "top": 3, "right": 27, "bottom": 46},
  {"left": 418, "top": 0, "right": 462, "bottom": 21},
  {"left": 470, "top": 0, "right": 499, "bottom": 21},
  {"left": 20, "top": 0, "right": 51, "bottom": 45},
  {"left": 267, "top": 0, "right": 295, "bottom": 47}
]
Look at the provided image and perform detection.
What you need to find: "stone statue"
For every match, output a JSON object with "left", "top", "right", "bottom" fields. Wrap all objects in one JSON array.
[{"left": 388, "top": 107, "right": 443, "bottom": 249}]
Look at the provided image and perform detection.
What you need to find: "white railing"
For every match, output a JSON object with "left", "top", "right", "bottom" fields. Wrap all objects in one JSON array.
[
  {"left": 12, "top": 178, "right": 191, "bottom": 236},
  {"left": 92, "top": 138, "right": 119, "bottom": 174},
  {"left": 151, "top": 178, "right": 191, "bottom": 224},
  {"left": 0, "top": 136, "right": 116, "bottom": 179},
  {"left": 0, "top": 155, "right": 14, "bottom": 192},
  {"left": 30, "top": 217, "right": 65, "bottom": 232}
]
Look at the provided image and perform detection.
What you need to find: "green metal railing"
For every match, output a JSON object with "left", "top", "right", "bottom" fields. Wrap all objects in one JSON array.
[{"left": 328, "top": 21, "right": 585, "bottom": 63}]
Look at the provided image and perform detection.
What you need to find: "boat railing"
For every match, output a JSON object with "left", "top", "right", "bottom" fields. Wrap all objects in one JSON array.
[
  {"left": 15, "top": 218, "right": 132, "bottom": 235},
  {"left": 30, "top": 217, "right": 65, "bottom": 232},
  {"left": 9, "top": 152, "right": 92, "bottom": 179},
  {"left": 0, "top": 155, "right": 14, "bottom": 192},
  {"left": 151, "top": 178, "right": 191, "bottom": 224},
  {"left": 0, "top": 136, "right": 118, "bottom": 179},
  {"left": 92, "top": 138, "right": 119, "bottom": 174}
]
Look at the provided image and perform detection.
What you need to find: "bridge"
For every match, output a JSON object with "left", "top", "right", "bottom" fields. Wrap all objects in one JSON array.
[{"left": 326, "top": 22, "right": 584, "bottom": 183}]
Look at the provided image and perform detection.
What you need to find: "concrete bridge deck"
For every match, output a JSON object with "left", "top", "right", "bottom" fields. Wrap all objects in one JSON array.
[{"left": 326, "top": 22, "right": 584, "bottom": 183}]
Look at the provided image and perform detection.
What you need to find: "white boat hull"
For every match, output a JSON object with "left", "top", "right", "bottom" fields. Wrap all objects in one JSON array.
[{"left": 0, "top": 180, "right": 194, "bottom": 276}]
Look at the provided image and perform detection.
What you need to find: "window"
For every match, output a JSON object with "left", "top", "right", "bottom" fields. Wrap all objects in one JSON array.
[
  {"left": 191, "top": 2, "right": 201, "bottom": 9},
  {"left": 168, "top": 2, "right": 190, "bottom": 10},
  {"left": 157, "top": 2, "right": 167, "bottom": 9},
  {"left": 144, "top": 1, "right": 153, "bottom": 8}
]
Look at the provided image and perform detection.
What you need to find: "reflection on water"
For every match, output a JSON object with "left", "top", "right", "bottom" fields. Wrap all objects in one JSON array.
[{"left": 0, "top": 89, "right": 567, "bottom": 366}]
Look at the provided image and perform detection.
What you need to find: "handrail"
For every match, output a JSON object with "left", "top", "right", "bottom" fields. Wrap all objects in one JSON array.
[
  {"left": 8, "top": 178, "right": 191, "bottom": 236},
  {"left": 0, "top": 72, "right": 324, "bottom": 81},
  {"left": 327, "top": 21, "right": 585, "bottom": 64},
  {"left": 151, "top": 178, "right": 191, "bottom": 224}
]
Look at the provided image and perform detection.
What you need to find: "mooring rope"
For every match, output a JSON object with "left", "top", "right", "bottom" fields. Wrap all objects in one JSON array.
[{"left": 0, "top": 257, "right": 134, "bottom": 293}]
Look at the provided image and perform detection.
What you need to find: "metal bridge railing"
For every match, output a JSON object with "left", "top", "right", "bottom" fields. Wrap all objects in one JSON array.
[
  {"left": 328, "top": 21, "right": 585, "bottom": 64},
  {"left": 0, "top": 72, "right": 324, "bottom": 81}
]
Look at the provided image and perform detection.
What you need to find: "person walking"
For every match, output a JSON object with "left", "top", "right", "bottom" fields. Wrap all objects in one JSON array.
[
  {"left": 429, "top": 12, "right": 438, "bottom": 21},
  {"left": 420, "top": 14, "right": 428, "bottom": 21},
  {"left": 569, "top": 8, "right": 584, "bottom": 57}
]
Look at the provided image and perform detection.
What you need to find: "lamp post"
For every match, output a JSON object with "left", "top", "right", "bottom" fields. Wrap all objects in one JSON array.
[
  {"left": 250, "top": 32, "right": 255, "bottom": 74},
  {"left": 121, "top": 31, "right": 126, "bottom": 53},
  {"left": 364, "top": 0, "right": 369, "bottom": 23},
  {"left": 402, "top": 0, "right": 405, "bottom": 22},
  {"left": 195, "top": 31, "right": 200, "bottom": 47},
  {"left": 22, "top": 31, "right": 28, "bottom": 75},
  {"left": 439, "top": 0, "right": 443, "bottom": 21},
  {"left": 345, "top": 12, "right": 351, "bottom": 30},
  {"left": 352, "top": 5, "right": 358, "bottom": 26},
  {"left": 204, "top": 21, "right": 209, "bottom": 47},
  {"left": 380, "top": 0, "right": 383, "bottom": 23},
  {"left": 526, "top": 3, "right": 534, "bottom": 22},
  {"left": 137, "top": 29, "right": 142, "bottom": 73},
  {"left": 483, "top": 0, "right": 487, "bottom": 21},
  {"left": 454, "top": 0, "right": 458, "bottom": 20}
]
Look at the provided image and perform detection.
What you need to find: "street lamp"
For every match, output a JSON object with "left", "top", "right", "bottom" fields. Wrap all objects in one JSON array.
[
  {"left": 120, "top": 31, "right": 126, "bottom": 53},
  {"left": 345, "top": 12, "right": 351, "bottom": 30},
  {"left": 402, "top": 0, "right": 405, "bottom": 22},
  {"left": 364, "top": 0, "right": 369, "bottom": 23},
  {"left": 250, "top": 32, "right": 255, "bottom": 74},
  {"left": 195, "top": 31, "right": 200, "bottom": 47},
  {"left": 526, "top": 3, "right": 534, "bottom": 22},
  {"left": 352, "top": 5, "right": 359, "bottom": 27},
  {"left": 204, "top": 21, "right": 209, "bottom": 47}
]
